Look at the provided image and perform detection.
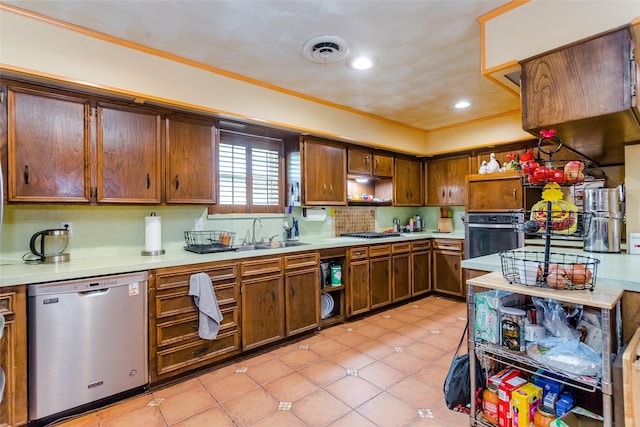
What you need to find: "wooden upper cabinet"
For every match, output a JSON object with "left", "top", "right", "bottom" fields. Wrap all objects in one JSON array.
[
  {"left": 426, "top": 155, "right": 469, "bottom": 206},
  {"left": 97, "top": 104, "right": 161, "bottom": 203},
  {"left": 165, "top": 115, "right": 216, "bottom": 204},
  {"left": 7, "top": 85, "right": 90, "bottom": 202},
  {"left": 348, "top": 147, "right": 372, "bottom": 175},
  {"left": 394, "top": 157, "right": 423, "bottom": 206},
  {"left": 302, "top": 137, "right": 347, "bottom": 205},
  {"left": 520, "top": 26, "right": 639, "bottom": 166},
  {"left": 373, "top": 154, "right": 393, "bottom": 177},
  {"left": 466, "top": 171, "right": 540, "bottom": 212},
  {"left": 347, "top": 147, "right": 393, "bottom": 177}
]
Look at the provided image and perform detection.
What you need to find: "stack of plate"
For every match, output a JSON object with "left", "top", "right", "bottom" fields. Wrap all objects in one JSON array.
[{"left": 321, "top": 294, "right": 334, "bottom": 319}]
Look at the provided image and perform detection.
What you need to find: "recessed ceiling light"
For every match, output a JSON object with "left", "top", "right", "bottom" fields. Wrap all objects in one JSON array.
[
  {"left": 347, "top": 55, "right": 377, "bottom": 70},
  {"left": 454, "top": 100, "right": 471, "bottom": 109}
]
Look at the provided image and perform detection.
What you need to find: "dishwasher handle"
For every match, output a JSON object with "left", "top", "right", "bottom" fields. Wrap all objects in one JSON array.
[{"left": 78, "top": 288, "right": 110, "bottom": 296}]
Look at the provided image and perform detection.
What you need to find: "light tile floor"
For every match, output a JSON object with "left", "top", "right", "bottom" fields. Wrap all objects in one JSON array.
[{"left": 54, "top": 295, "right": 470, "bottom": 427}]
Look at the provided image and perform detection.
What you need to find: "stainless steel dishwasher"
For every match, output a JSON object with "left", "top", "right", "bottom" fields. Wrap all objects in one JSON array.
[{"left": 28, "top": 271, "right": 148, "bottom": 423}]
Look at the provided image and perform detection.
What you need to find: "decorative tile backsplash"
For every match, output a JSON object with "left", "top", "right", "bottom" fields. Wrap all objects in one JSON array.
[{"left": 334, "top": 207, "right": 375, "bottom": 236}]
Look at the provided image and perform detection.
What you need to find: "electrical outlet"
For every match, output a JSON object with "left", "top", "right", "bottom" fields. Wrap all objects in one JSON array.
[
  {"left": 61, "top": 221, "right": 73, "bottom": 236},
  {"left": 194, "top": 218, "right": 204, "bottom": 231}
]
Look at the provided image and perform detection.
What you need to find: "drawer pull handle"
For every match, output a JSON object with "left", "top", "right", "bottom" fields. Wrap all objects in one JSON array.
[
  {"left": 192, "top": 347, "right": 207, "bottom": 357},
  {"left": 291, "top": 285, "right": 296, "bottom": 297},
  {"left": 23, "top": 165, "right": 30, "bottom": 184},
  {"left": 146, "top": 173, "right": 151, "bottom": 189},
  {"left": 271, "top": 289, "right": 276, "bottom": 302},
  {"left": 175, "top": 175, "right": 179, "bottom": 191}
]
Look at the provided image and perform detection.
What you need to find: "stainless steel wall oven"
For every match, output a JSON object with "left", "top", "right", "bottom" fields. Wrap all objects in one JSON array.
[{"left": 464, "top": 212, "right": 524, "bottom": 259}]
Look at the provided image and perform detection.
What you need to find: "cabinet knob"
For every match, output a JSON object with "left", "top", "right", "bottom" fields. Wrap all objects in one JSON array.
[{"left": 366, "top": 155, "right": 370, "bottom": 165}]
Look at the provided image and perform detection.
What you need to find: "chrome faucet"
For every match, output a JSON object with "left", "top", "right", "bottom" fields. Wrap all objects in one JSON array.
[{"left": 252, "top": 217, "right": 263, "bottom": 244}]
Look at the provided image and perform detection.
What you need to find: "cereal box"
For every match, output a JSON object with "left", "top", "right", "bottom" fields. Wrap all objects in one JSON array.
[
  {"left": 511, "top": 383, "right": 543, "bottom": 427},
  {"left": 499, "top": 375, "right": 528, "bottom": 427}
]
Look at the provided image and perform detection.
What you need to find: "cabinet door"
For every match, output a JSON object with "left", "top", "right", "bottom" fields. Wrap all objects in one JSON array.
[
  {"left": 241, "top": 274, "right": 285, "bottom": 351},
  {"left": 347, "top": 147, "right": 372, "bottom": 175},
  {"left": 165, "top": 116, "right": 216, "bottom": 204},
  {"left": 412, "top": 250, "right": 431, "bottom": 296},
  {"left": 285, "top": 267, "right": 319, "bottom": 336},
  {"left": 392, "top": 252, "right": 411, "bottom": 302},
  {"left": 446, "top": 156, "right": 470, "bottom": 205},
  {"left": 433, "top": 250, "right": 463, "bottom": 297},
  {"left": 394, "top": 157, "right": 423, "bottom": 206},
  {"left": 348, "top": 259, "right": 370, "bottom": 316},
  {"left": 467, "top": 175, "right": 524, "bottom": 211},
  {"left": 97, "top": 104, "right": 161, "bottom": 203},
  {"left": 303, "top": 139, "right": 347, "bottom": 205},
  {"left": 522, "top": 27, "right": 632, "bottom": 130},
  {"left": 0, "top": 287, "right": 28, "bottom": 426},
  {"left": 370, "top": 256, "right": 391, "bottom": 309},
  {"left": 373, "top": 154, "right": 393, "bottom": 177},
  {"left": 8, "top": 86, "right": 90, "bottom": 202},
  {"left": 426, "top": 159, "right": 448, "bottom": 206},
  {"left": 427, "top": 156, "right": 469, "bottom": 206}
]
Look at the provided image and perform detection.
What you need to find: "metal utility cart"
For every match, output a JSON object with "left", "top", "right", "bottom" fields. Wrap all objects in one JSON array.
[{"left": 466, "top": 271, "right": 623, "bottom": 427}]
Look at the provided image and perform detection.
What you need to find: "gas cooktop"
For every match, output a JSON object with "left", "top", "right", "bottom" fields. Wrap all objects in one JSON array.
[{"left": 340, "top": 232, "right": 402, "bottom": 239}]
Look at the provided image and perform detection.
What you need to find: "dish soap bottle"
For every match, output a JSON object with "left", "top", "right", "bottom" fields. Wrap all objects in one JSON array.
[{"left": 292, "top": 218, "right": 299, "bottom": 240}]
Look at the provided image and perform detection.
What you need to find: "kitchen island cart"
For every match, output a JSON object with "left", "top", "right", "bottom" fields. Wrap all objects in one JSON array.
[{"left": 466, "top": 271, "right": 623, "bottom": 427}]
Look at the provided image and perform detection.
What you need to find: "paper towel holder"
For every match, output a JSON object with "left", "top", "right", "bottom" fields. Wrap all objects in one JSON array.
[{"left": 141, "top": 212, "right": 166, "bottom": 256}]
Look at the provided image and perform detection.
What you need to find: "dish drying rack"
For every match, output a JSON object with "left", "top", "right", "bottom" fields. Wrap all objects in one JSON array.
[{"left": 184, "top": 230, "right": 236, "bottom": 254}]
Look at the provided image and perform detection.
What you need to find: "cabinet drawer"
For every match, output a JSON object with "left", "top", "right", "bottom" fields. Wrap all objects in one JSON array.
[
  {"left": 369, "top": 244, "right": 391, "bottom": 257},
  {"left": 156, "top": 306, "right": 238, "bottom": 348},
  {"left": 155, "top": 283, "right": 237, "bottom": 319},
  {"left": 433, "top": 239, "right": 463, "bottom": 251},
  {"left": 411, "top": 239, "right": 431, "bottom": 251},
  {"left": 241, "top": 257, "right": 283, "bottom": 277},
  {"left": 156, "top": 330, "right": 240, "bottom": 376},
  {"left": 392, "top": 242, "right": 411, "bottom": 254},
  {"left": 348, "top": 247, "right": 369, "bottom": 260},
  {"left": 285, "top": 252, "right": 319, "bottom": 270},
  {"left": 156, "top": 265, "right": 238, "bottom": 291}
]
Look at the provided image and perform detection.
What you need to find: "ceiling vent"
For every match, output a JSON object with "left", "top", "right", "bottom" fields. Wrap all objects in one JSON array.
[{"left": 302, "top": 35, "right": 349, "bottom": 63}]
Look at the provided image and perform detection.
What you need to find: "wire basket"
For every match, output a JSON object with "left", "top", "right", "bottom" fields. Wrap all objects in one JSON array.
[
  {"left": 184, "top": 230, "right": 235, "bottom": 249},
  {"left": 510, "top": 209, "right": 592, "bottom": 239},
  {"left": 500, "top": 250, "right": 599, "bottom": 291}
]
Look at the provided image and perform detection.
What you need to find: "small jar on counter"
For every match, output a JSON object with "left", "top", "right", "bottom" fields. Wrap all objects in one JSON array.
[
  {"left": 482, "top": 382, "right": 499, "bottom": 425},
  {"left": 533, "top": 406, "right": 557, "bottom": 427}
]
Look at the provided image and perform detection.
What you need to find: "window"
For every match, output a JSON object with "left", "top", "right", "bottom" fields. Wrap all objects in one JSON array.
[{"left": 212, "top": 130, "right": 284, "bottom": 213}]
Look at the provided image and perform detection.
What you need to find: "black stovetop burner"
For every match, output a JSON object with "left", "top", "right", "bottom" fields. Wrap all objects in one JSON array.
[{"left": 340, "top": 232, "right": 402, "bottom": 239}]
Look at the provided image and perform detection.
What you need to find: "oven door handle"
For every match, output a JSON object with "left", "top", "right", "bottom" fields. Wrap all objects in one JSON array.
[{"left": 466, "top": 223, "right": 514, "bottom": 229}]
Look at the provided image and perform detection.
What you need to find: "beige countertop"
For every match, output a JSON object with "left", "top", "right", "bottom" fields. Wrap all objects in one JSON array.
[
  {"left": 0, "top": 231, "right": 464, "bottom": 287},
  {"left": 462, "top": 246, "right": 640, "bottom": 292}
]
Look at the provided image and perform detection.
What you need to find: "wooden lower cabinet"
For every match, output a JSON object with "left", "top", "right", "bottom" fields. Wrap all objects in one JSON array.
[
  {"left": 241, "top": 256, "right": 285, "bottom": 351},
  {"left": 411, "top": 240, "right": 431, "bottom": 296},
  {"left": 149, "top": 264, "right": 240, "bottom": 384},
  {"left": 284, "top": 252, "right": 320, "bottom": 336},
  {"left": 432, "top": 239, "right": 464, "bottom": 297},
  {"left": 392, "top": 243, "right": 411, "bottom": 302},
  {"left": 348, "top": 247, "right": 370, "bottom": 316},
  {"left": 0, "top": 286, "right": 27, "bottom": 426},
  {"left": 370, "top": 244, "right": 392, "bottom": 309}
]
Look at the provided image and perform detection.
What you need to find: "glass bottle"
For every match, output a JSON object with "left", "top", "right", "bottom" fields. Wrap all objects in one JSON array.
[{"left": 482, "top": 383, "right": 499, "bottom": 425}]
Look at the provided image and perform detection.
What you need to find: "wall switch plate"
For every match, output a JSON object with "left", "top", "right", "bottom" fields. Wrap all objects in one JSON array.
[
  {"left": 194, "top": 218, "right": 204, "bottom": 231},
  {"left": 60, "top": 222, "right": 73, "bottom": 236}
]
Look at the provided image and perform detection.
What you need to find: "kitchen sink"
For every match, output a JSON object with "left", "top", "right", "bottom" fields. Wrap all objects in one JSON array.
[{"left": 234, "top": 241, "right": 309, "bottom": 251}]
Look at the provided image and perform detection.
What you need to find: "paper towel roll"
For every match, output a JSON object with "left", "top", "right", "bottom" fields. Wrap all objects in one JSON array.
[{"left": 145, "top": 214, "right": 162, "bottom": 252}]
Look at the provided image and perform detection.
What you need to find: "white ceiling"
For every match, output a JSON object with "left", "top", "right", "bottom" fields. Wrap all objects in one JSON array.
[{"left": 4, "top": 0, "right": 521, "bottom": 131}]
